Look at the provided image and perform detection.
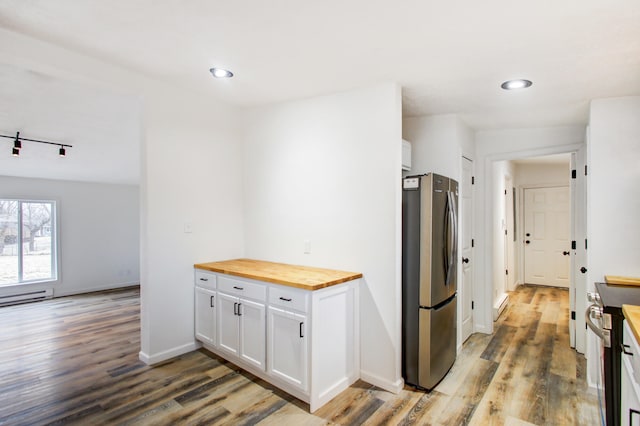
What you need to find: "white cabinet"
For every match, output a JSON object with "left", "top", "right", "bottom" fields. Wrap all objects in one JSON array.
[
  {"left": 238, "top": 298, "right": 266, "bottom": 369},
  {"left": 216, "top": 275, "right": 267, "bottom": 371},
  {"left": 195, "top": 286, "right": 217, "bottom": 346},
  {"left": 194, "top": 266, "right": 359, "bottom": 413},
  {"left": 217, "top": 292, "right": 240, "bottom": 356},
  {"left": 622, "top": 321, "right": 640, "bottom": 425},
  {"left": 194, "top": 270, "right": 217, "bottom": 346},
  {"left": 268, "top": 307, "right": 308, "bottom": 391}
]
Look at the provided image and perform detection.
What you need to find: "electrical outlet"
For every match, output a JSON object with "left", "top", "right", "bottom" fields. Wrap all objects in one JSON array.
[
  {"left": 304, "top": 239, "right": 311, "bottom": 254},
  {"left": 184, "top": 222, "right": 193, "bottom": 233}
]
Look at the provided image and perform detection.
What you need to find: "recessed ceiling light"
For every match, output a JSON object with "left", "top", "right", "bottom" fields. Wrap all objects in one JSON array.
[
  {"left": 501, "top": 79, "right": 532, "bottom": 90},
  {"left": 209, "top": 67, "right": 233, "bottom": 78}
]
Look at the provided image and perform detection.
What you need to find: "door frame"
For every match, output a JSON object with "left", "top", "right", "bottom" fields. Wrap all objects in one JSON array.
[
  {"left": 460, "top": 155, "right": 474, "bottom": 346},
  {"left": 478, "top": 142, "right": 587, "bottom": 354}
]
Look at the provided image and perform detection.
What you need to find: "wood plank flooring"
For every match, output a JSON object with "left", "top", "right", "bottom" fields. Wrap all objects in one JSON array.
[{"left": 0, "top": 284, "right": 599, "bottom": 425}]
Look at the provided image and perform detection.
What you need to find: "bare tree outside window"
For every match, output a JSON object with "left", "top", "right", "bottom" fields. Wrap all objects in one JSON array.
[{"left": 0, "top": 199, "right": 56, "bottom": 285}]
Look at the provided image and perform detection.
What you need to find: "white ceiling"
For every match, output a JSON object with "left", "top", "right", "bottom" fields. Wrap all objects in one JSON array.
[
  {"left": 0, "top": 63, "right": 140, "bottom": 184},
  {"left": 0, "top": 1, "right": 638, "bottom": 185},
  {"left": 0, "top": 0, "right": 638, "bottom": 131}
]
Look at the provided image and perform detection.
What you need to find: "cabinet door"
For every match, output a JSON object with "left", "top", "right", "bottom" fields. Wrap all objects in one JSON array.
[
  {"left": 239, "top": 298, "right": 266, "bottom": 370},
  {"left": 622, "top": 354, "right": 640, "bottom": 426},
  {"left": 195, "top": 287, "right": 216, "bottom": 345},
  {"left": 217, "top": 292, "right": 239, "bottom": 356},
  {"left": 268, "top": 307, "right": 307, "bottom": 391}
]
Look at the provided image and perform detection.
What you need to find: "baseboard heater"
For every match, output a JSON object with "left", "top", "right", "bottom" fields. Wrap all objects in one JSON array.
[
  {"left": 0, "top": 288, "right": 53, "bottom": 307},
  {"left": 493, "top": 293, "right": 509, "bottom": 321}
]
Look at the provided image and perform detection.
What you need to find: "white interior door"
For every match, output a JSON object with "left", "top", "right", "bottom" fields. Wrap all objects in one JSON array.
[
  {"left": 460, "top": 157, "right": 473, "bottom": 343},
  {"left": 524, "top": 186, "right": 571, "bottom": 287},
  {"left": 572, "top": 145, "right": 588, "bottom": 354}
]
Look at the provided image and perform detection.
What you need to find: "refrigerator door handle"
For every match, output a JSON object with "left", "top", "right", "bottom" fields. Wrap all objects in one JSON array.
[
  {"left": 451, "top": 192, "right": 458, "bottom": 264},
  {"left": 447, "top": 191, "right": 457, "bottom": 285},
  {"left": 443, "top": 192, "right": 451, "bottom": 285}
]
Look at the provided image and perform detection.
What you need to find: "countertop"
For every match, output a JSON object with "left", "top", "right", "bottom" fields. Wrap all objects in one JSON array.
[
  {"left": 623, "top": 304, "right": 640, "bottom": 345},
  {"left": 194, "top": 258, "right": 362, "bottom": 291}
]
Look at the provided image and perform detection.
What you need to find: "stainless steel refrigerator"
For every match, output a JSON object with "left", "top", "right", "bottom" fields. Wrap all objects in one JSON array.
[{"left": 402, "top": 173, "right": 458, "bottom": 390}]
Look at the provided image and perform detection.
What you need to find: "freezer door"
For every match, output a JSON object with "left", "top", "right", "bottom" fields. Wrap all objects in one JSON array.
[{"left": 418, "top": 296, "right": 457, "bottom": 389}]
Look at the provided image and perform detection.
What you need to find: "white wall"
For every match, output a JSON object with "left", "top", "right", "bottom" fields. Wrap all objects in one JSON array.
[
  {"left": 140, "top": 85, "right": 245, "bottom": 363},
  {"left": 0, "top": 175, "right": 139, "bottom": 296},
  {"left": 474, "top": 125, "right": 585, "bottom": 333},
  {"left": 514, "top": 163, "right": 570, "bottom": 187},
  {"left": 586, "top": 96, "right": 640, "bottom": 385},
  {"left": 242, "top": 83, "right": 403, "bottom": 392},
  {"left": 403, "top": 114, "right": 475, "bottom": 180}
]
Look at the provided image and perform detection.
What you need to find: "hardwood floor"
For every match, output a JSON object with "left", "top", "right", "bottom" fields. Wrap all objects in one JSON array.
[{"left": 0, "top": 285, "right": 599, "bottom": 425}]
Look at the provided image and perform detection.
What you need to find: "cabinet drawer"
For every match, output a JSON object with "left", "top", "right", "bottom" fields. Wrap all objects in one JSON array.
[
  {"left": 195, "top": 270, "right": 217, "bottom": 289},
  {"left": 218, "top": 275, "right": 266, "bottom": 301},
  {"left": 269, "top": 285, "right": 309, "bottom": 313}
]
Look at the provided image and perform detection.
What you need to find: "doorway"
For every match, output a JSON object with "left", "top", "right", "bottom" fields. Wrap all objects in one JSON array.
[{"left": 488, "top": 149, "right": 587, "bottom": 354}]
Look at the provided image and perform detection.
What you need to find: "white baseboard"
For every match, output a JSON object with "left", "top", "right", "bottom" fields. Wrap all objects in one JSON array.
[
  {"left": 493, "top": 293, "right": 509, "bottom": 321},
  {"left": 474, "top": 324, "right": 492, "bottom": 335},
  {"left": 139, "top": 341, "right": 199, "bottom": 365},
  {"left": 360, "top": 370, "right": 404, "bottom": 394}
]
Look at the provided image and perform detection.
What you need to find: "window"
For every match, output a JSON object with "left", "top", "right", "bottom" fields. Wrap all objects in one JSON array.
[{"left": 0, "top": 200, "right": 57, "bottom": 285}]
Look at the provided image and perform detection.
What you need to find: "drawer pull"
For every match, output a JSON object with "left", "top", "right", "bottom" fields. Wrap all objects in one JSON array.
[
  {"left": 199, "top": 278, "right": 209, "bottom": 281},
  {"left": 299, "top": 322, "right": 304, "bottom": 338},
  {"left": 237, "top": 303, "right": 242, "bottom": 316},
  {"left": 233, "top": 302, "right": 238, "bottom": 316},
  {"left": 279, "top": 297, "right": 292, "bottom": 302},
  {"left": 622, "top": 343, "right": 634, "bottom": 356},
  {"left": 233, "top": 286, "right": 244, "bottom": 291},
  {"left": 210, "top": 296, "right": 214, "bottom": 308}
]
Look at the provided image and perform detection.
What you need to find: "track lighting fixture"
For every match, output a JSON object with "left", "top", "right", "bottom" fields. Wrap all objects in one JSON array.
[{"left": 1, "top": 131, "right": 73, "bottom": 157}]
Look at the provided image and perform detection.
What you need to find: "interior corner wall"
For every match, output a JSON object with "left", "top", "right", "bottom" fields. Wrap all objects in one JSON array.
[
  {"left": 402, "top": 114, "right": 472, "bottom": 180},
  {"left": 0, "top": 175, "right": 139, "bottom": 296},
  {"left": 242, "top": 83, "right": 403, "bottom": 392},
  {"left": 474, "top": 125, "right": 585, "bottom": 335},
  {"left": 140, "top": 87, "right": 244, "bottom": 363},
  {"left": 586, "top": 96, "right": 640, "bottom": 386}
]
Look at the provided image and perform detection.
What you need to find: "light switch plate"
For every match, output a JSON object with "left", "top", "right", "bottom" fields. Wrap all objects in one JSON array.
[{"left": 184, "top": 222, "right": 193, "bottom": 233}]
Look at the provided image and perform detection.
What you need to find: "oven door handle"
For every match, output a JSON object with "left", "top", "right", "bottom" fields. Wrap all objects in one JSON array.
[{"left": 585, "top": 304, "right": 606, "bottom": 340}]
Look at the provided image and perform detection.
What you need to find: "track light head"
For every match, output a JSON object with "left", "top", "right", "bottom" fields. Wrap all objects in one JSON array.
[
  {"left": 12, "top": 147, "right": 20, "bottom": 156},
  {"left": 59, "top": 146, "right": 66, "bottom": 157},
  {"left": 14, "top": 132, "right": 21, "bottom": 149}
]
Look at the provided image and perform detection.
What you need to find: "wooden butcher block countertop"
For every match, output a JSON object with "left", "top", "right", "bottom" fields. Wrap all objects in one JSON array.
[
  {"left": 194, "top": 258, "right": 362, "bottom": 291},
  {"left": 623, "top": 304, "right": 640, "bottom": 345}
]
